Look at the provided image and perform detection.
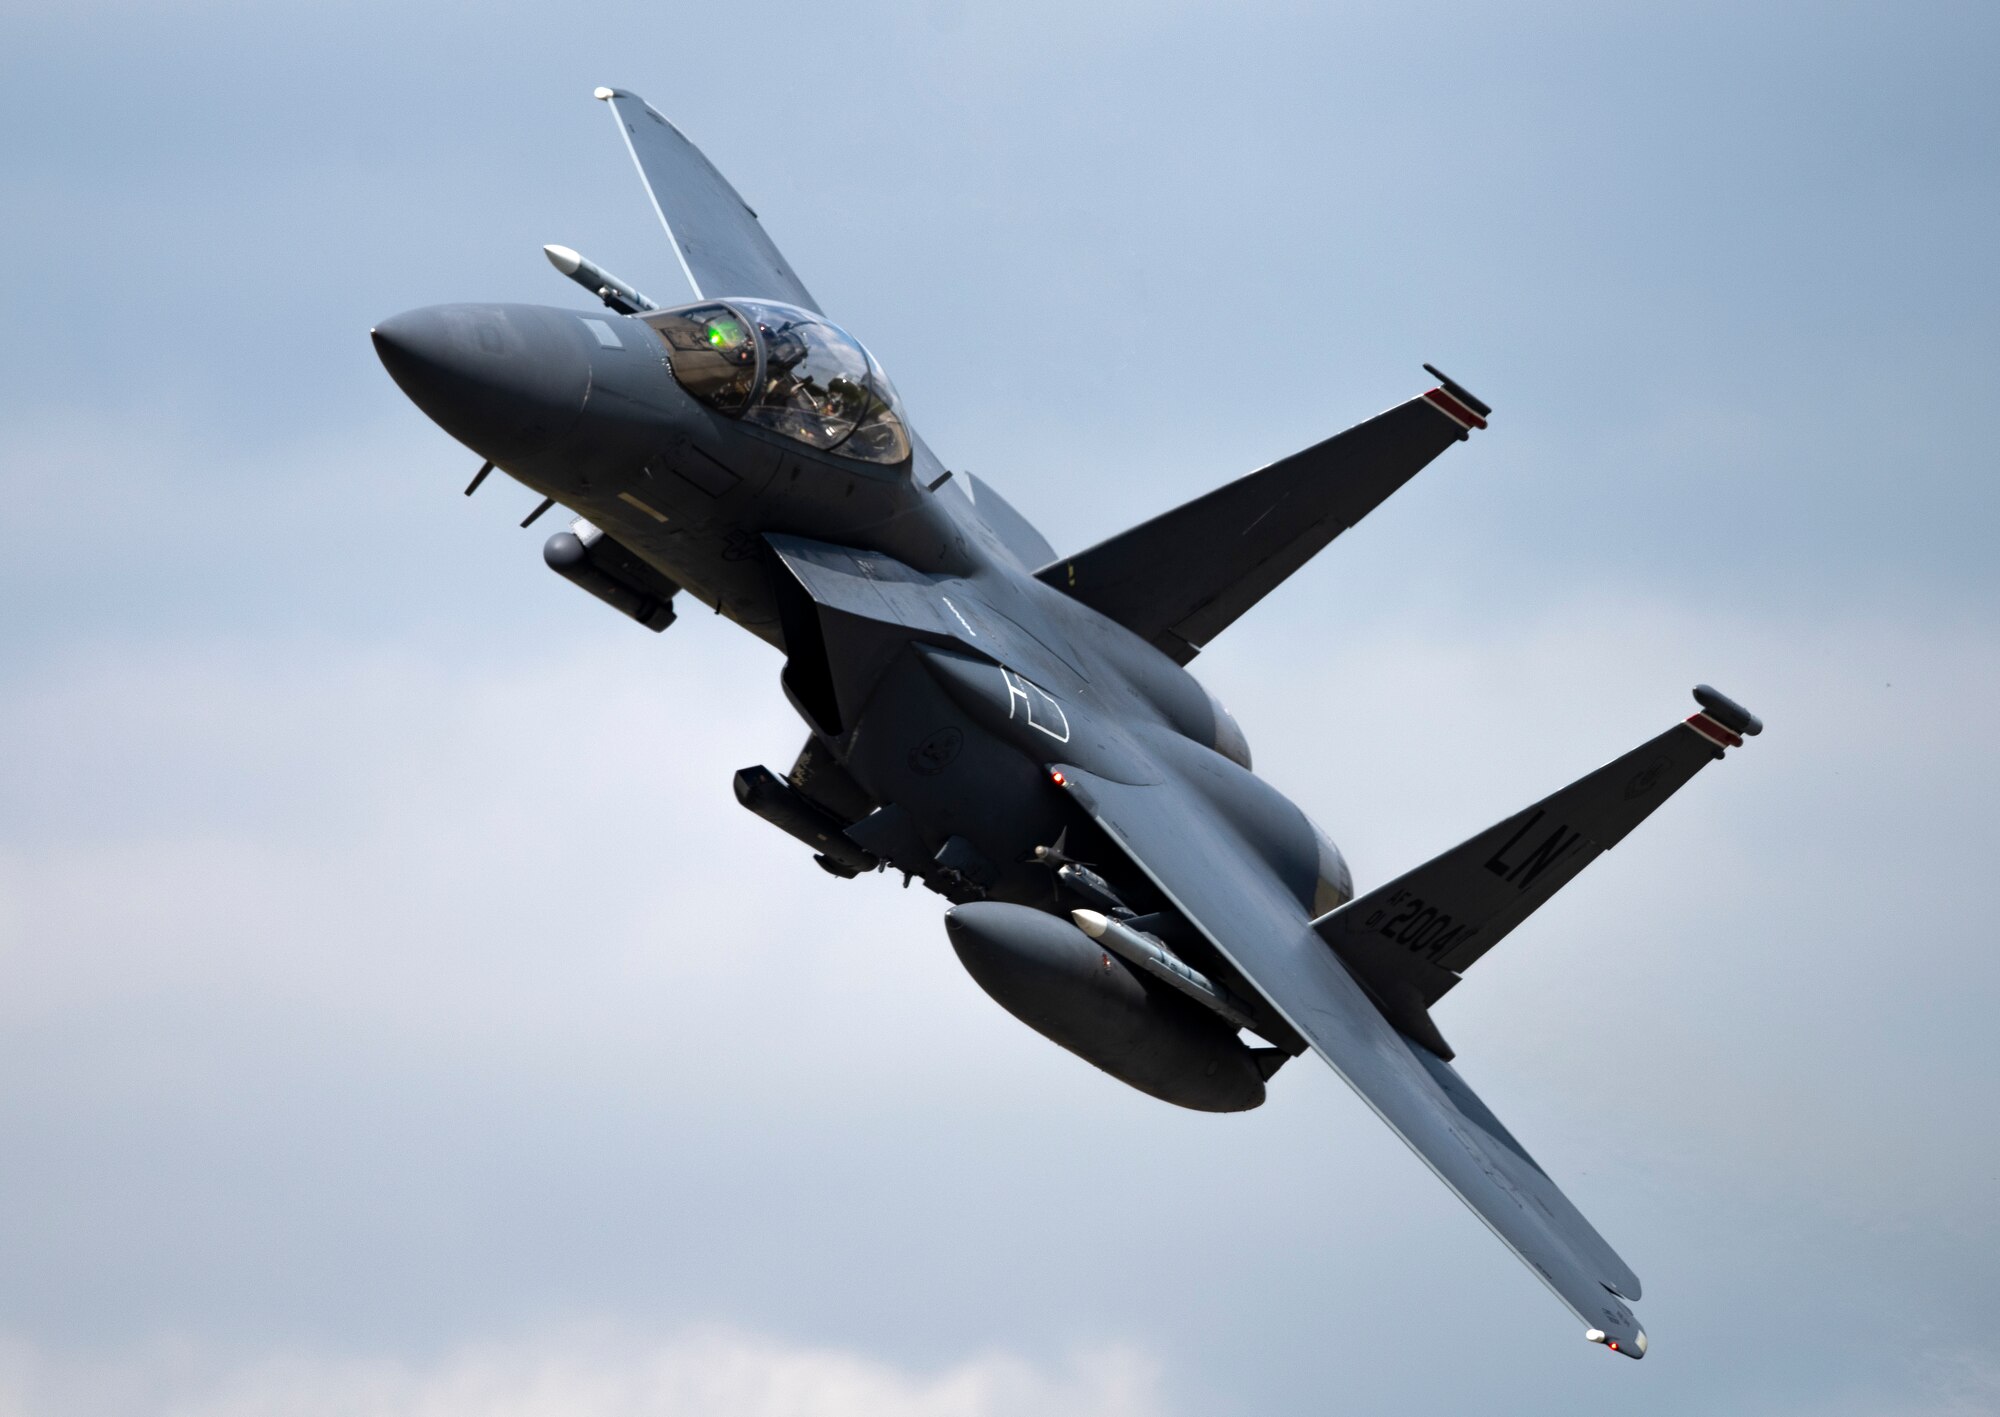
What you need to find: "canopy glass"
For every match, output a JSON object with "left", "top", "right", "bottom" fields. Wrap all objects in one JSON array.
[{"left": 647, "top": 300, "right": 911, "bottom": 465}]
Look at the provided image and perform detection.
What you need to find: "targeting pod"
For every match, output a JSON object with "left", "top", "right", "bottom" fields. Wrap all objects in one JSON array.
[
  {"left": 733, "top": 764, "right": 879, "bottom": 877},
  {"left": 543, "top": 521, "right": 680, "bottom": 632}
]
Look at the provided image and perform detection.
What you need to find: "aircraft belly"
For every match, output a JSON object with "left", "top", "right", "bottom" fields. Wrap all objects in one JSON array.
[
  {"left": 580, "top": 511, "right": 783, "bottom": 642},
  {"left": 835, "top": 651, "right": 1068, "bottom": 902},
  {"left": 766, "top": 536, "right": 1167, "bottom": 785},
  {"left": 568, "top": 475, "right": 787, "bottom": 643}
]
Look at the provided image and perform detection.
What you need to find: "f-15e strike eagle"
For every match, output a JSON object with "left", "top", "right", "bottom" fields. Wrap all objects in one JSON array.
[{"left": 373, "top": 86, "right": 1763, "bottom": 1359}]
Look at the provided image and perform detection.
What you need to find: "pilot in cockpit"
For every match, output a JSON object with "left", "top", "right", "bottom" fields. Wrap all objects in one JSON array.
[{"left": 645, "top": 300, "right": 911, "bottom": 465}]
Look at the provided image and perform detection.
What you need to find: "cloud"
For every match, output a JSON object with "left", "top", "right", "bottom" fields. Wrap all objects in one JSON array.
[
  {"left": 0, "top": 1325, "right": 1165, "bottom": 1417},
  {"left": 3, "top": 1, "right": 1998, "bottom": 1410},
  {"left": 3, "top": 587, "right": 1997, "bottom": 1413},
  {"left": 1918, "top": 1349, "right": 2000, "bottom": 1417}
]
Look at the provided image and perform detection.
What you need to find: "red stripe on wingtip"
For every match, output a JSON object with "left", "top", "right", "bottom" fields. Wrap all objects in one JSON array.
[
  {"left": 1423, "top": 388, "right": 1488, "bottom": 430},
  {"left": 1686, "top": 713, "right": 1743, "bottom": 749}
]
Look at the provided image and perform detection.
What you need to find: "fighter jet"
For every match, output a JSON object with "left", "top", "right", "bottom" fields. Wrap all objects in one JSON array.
[{"left": 373, "top": 87, "right": 1763, "bottom": 1359}]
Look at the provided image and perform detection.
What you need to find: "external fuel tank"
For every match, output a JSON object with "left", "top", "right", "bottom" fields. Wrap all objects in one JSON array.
[{"left": 944, "top": 902, "right": 1270, "bottom": 1113}]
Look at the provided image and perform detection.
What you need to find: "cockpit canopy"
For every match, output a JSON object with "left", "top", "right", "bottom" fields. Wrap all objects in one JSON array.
[{"left": 645, "top": 299, "right": 912, "bottom": 466}]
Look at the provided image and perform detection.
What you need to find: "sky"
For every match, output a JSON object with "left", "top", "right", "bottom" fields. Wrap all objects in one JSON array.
[{"left": 2, "top": 1, "right": 1997, "bottom": 1412}]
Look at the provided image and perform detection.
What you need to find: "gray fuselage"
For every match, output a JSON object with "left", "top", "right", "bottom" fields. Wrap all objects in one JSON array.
[{"left": 375, "top": 296, "right": 1348, "bottom": 1094}]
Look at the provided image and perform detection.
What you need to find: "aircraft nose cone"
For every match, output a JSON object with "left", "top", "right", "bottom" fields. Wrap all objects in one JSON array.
[{"left": 372, "top": 303, "right": 591, "bottom": 461}]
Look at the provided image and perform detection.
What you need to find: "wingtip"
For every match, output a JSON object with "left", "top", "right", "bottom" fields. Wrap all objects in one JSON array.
[
  {"left": 1421, "top": 362, "right": 1492, "bottom": 418},
  {"left": 1585, "top": 1327, "right": 1648, "bottom": 1359},
  {"left": 1693, "top": 684, "right": 1763, "bottom": 736},
  {"left": 593, "top": 86, "right": 616, "bottom": 101},
  {"left": 1419, "top": 364, "right": 1490, "bottom": 433}
]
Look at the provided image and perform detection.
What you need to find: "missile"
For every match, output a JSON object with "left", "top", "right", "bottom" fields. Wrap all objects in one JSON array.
[
  {"left": 1046, "top": 857, "right": 1124, "bottom": 913},
  {"left": 1070, "top": 910, "right": 1262, "bottom": 1032},
  {"left": 543, "top": 244, "right": 659, "bottom": 315}
]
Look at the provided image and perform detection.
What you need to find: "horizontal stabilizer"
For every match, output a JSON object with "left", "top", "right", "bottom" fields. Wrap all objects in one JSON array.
[
  {"left": 1315, "top": 686, "right": 1763, "bottom": 1023},
  {"left": 1037, "top": 374, "right": 1487, "bottom": 663}
]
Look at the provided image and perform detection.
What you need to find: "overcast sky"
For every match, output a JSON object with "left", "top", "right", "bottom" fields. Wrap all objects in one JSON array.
[{"left": 3, "top": 2, "right": 1998, "bottom": 1413}]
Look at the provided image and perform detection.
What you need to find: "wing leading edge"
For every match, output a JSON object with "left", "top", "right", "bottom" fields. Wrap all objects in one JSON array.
[
  {"left": 1051, "top": 737, "right": 1651, "bottom": 1356},
  {"left": 1037, "top": 373, "right": 1489, "bottom": 664},
  {"left": 596, "top": 87, "right": 821, "bottom": 314},
  {"left": 593, "top": 92, "right": 1058, "bottom": 572}
]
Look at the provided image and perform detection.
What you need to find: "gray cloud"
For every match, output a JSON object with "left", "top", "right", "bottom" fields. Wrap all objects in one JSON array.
[
  {"left": 3, "top": 1, "right": 1997, "bottom": 1412},
  {"left": 0, "top": 1325, "right": 1164, "bottom": 1417},
  {"left": 4, "top": 594, "right": 1994, "bottom": 1412}
]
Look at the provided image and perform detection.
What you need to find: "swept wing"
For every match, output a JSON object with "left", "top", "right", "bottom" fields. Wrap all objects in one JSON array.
[
  {"left": 1038, "top": 373, "right": 1490, "bottom": 664},
  {"left": 1051, "top": 736, "right": 1652, "bottom": 1355},
  {"left": 596, "top": 87, "right": 822, "bottom": 313}
]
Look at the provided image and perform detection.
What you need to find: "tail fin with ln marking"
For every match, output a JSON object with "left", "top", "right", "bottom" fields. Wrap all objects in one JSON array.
[{"left": 1313, "top": 686, "right": 1764, "bottom": 1060}]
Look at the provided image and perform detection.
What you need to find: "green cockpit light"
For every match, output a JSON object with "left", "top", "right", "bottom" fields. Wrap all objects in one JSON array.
[{"left": 646, "top": 299, "right": 912, "bottom": 465}]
